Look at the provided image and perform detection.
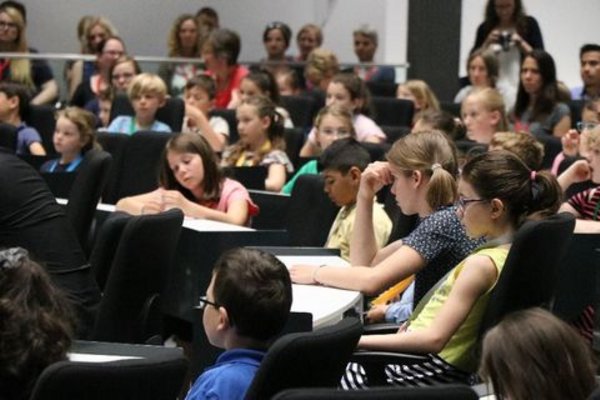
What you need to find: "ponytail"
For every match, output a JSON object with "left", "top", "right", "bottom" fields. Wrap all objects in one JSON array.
[{"left": 427, "top": 163, "right": 458, "bottom": 210}]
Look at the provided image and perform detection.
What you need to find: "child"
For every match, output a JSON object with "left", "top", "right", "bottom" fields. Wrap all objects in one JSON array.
[
  {"left": 282, "top": 104, "right": 355, "bottom": 195},
  {"left": 321, "top": 138, "right": 392, "bottom": 261},
  {"left": 489, "top": 131, "right": 544, "bottom": 171},
  {"left": 107, "top": 73, "right": 171, "bottom": 135},
  {"left": 480, "top": 308, "right": 597, "bottom": 400},
  {"left": 461, "top": 87, "right": 508, "bottom": 144},
  {"left": 183, "top": 75, "right": 230, "bottom": 152},
  {"left": 116, "top": 133, "right": 257, "bottom": 226},
  {"left": 97, "top": 88, "right": 113, "bottom": 129},
  {"left": 291, "top": 131, "right": 482, "bottom": 325},
  {"left": 40, "top": 107, "right": 98, "bottom": 173},
  {"left": 276, "top": 69, "right": 300, "bottom": 97},
  {"left": 185, "top": 247, "right": 292, "bottom": 400},
  {"left": 396, "top": 79, "right": 440, "bottom": 126},
  {"left": 221, "top": 96, "right": 294, "bottom": 192},
  {"left": 0, "top": 247, "right": 74, "bottom": 400},
  {"left": 343, "top": 151, "right": 561, "bottom": 387},
  {"left": 0, "top": 81, "right": 46, "bottom": 155},
  {"left": 233, "top": 69, "right": 293, "bottom": 128},
  {"left": 300, "top": 72, "right": 386, "bottom": 157}
]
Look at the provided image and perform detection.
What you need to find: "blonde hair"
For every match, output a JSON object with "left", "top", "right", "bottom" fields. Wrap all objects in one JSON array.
[
  {"left": 1, "top": 7, "right": 32, "bottom": 87},
  {"left": 490, "top": 131, "right": 544, "bottom": 170},
  {"left": 56, "top": 107, "right": 99, "bottom": 154},
  {"left": 314, "top": 104, "right": 356, "bottom": 137},
  {"left": 305, "top": 48, "right": 339, "bottom": 88},
  {"left": 398, "top": 80, "right": 440, "bottom": 112},
  {"left": 584, "top": 125, "right": 600, "bottom": 151},
  {"left": 464, "top": 87, "right": 508, "bottom": 131},
  {"left": 387, "top": 130, "right": 458, "bottom": 210},
  {"left": 84, "top": 16, "right": 118, "bottom": 53},
  {"left": 167, "top": 14, "right": 200, "bottom": 57},
  {"left": 127, "top": 73, "right": 167, "bottom": 101}
]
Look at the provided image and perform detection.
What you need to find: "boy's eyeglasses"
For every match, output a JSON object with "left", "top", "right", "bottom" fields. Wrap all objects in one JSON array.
[
  {"left": 194, "top": 295, "right": 221, "bottom": 310},
  {"left": 456, "top": 196, "right": 486, "bottom": 211},
  {"left": 576, "top": 121, "right": 598, "bottom": 132}
]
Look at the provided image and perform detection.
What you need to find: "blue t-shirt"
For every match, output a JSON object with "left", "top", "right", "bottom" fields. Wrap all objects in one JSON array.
[
  {"left": 185, "top": 348, "right": 264, "bottom": 400},
  {"left": 16, "top": 122, "right": 43, "bottom": 155},
  {"left": 107, "top": 115, "right": 171, "bottom": 135}
]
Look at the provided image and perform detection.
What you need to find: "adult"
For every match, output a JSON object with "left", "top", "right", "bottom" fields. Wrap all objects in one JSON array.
[
  {"left": 202, "top": 28, "right": 248, "bottom": 109},
  {"left": 454, "top": 49, "right": 503, "bottom": 104},
  {"left": 158, "top": 14, "right": 203, "bottom": 98},
  {"left": 471, "top": 0, "right": 544, "bottom": 108},
  {"left": 0, "top": 148, "right": 101, "bottom": 338},
  {"left": 295, "top": 24, "right": 322, "bottom": 63},
  {"left": 352, "top": 25, "right": 394, "bottom": 83},
  {"left": 0, "top": 5, "right": 58, "bottom": 105},
  {"left": 512, "top": 49, "right": 571, "bottom": 138},
  {"left": 67, "top": 16, "right": 117, "bottom": 101},
  {"left": 260, "top": 21, "right": 294, "bottom": 80},
  {"left": 70, "top": 35, "right": 125, "bottom": 109},
  {"left": 570, "top": 44, "right": 600, "bottom": 101},
  {"left": 195, "top": 6, "right": 219, "bottom": 44}
]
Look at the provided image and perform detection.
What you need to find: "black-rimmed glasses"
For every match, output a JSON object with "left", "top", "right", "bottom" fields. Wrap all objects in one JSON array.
[
  {"left": 456, "top": 196, "right": 486, "bottom": 211},
  {"left": 194, "top": 295, "right": 221, "bottom": 310}
]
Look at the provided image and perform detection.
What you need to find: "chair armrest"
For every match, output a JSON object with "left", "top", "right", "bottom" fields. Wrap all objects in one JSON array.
[
  {"left": 362, "top": 323, "right": 401, "bottom": 335},
  {"left": 349, "top": 350, "right": 429, "bottom": 386}
]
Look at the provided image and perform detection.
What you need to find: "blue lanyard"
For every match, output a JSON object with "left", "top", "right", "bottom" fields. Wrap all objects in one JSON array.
[{"left": 49, "top": 154, "right": 83, "bottom": 173}]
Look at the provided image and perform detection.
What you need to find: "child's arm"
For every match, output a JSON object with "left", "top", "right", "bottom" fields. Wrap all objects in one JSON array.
[
  {"left": 265, "top": 163, "right": 287, "bottom": 192},
  {"left": 350, "top": 161, "right": 392, "bottom": 266},
  {"left": 160, "top": 189, "right": 249, "bottom": 225},
  {"left": 185, "top": 104, "right": 227, "bottom": 152},
  {"left": 557, "top": 159, "right": 591, "bottom": 192},
  {"left": 28, "top": 141, "right": 46, "bottom": 156},
  {"left": 116, "top": 190, "right": 164, "bottom": 215},
  {"left": 558, "top": 202, "right": 583, "bottom": 219},
  {"left": 358, "top": 253, "right": 498, "bottom": 353},
  {"left": 299, "top": 136, "right": 320, "bottom": 157}
]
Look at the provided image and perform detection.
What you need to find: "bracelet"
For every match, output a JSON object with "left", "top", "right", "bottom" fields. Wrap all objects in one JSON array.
[{"left": 312, "top": 264, "right": 326, "bottom": 285}]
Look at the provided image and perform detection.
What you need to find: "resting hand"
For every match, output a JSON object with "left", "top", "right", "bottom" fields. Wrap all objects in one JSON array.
[
  {"left": 562, "top": 159, "right": 592, "bottom": 184},
  {"left": 561, "top": 130, "right": 580, "bottom": 157},
  {"left": 160, "top": 189, "right": 197, "bottom": 216},
  {"left": 358, "top": 161, "right": 393, "bottom": 200},
  {"left": 289, "top": 264, "right": 320, "bottom": 285},
  {"left": 365, "top": 304, "right": 388, "bottom": 324}
]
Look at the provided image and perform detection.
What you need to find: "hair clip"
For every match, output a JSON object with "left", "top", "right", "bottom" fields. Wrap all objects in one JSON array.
[
  {"left": 0, "top": 247, "right": 28, "bottom": 270},
  {"left": 431, "top": 163, "right": 442, "bottom": 171}
]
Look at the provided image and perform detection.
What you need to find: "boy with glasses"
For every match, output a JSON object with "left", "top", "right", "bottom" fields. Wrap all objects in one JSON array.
[{"left": 185, "top": 248, "right": 292, "bottom": 400}]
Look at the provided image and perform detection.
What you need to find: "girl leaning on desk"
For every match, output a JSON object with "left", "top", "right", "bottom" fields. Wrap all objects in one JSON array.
[{"left": 116, "top": 133, "right": 258, "bottom": 226}]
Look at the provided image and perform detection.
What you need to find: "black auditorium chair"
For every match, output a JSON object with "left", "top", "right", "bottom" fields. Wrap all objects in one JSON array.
[
  {"left": 381, "top": 125, "right": 411, "bottom": 144},
  {"left": 65, "top": 149, "right": 113, "bottom": 253},
  {"left": 533, "top": 133, "right": 562, "bottom": 170},
  {"left": 360, "top": 141, "right": 389, "bottom": 162},
  {"left": 272, "top": 384, "right": 479, "bottom": 400},
  {"left": 284, "top": 127, "right": 305, "bottom": 169},
  {"left": 225, "top": 166, "right": 267, "bottom": 190},
  {"left": 211, "top": 108, "right": 238, "bottom": 143},
  {"left": 568, "top": 99, "right": 584, "bottom": 129},
  {"left": 0, "top": 122, "right": 17, "bottom": 150},
  {"left": 105, "top": 131, "right": 173, "bottom": 203},
  {"left": 29, "top": 346, "right": 188, "bottom": 400},
  {"left": 109, "top": 93, "right": 185, "bottom": 132},
  {"left": 95, "top": 132, "right": 130, "bottom": 203},
  {"left": 286, "top": 174, "right": 339, "bottom": 246},
  {"left": 280, "top": 95, "right": 317, "bottom": 128},
  {"left": 366, "top": 80, "right": 398, "bottom": 98},
  {"left": 245, "top": 317, "right": 363, "bottom": 400},
  {"left": 91, "top": 209, "right": 184, "bottom": 344},
  {"left": 371, "top": 96, "right": 414, "bottom": 127},
  {"left": 26, "top": 104, "right": 56, "bottom": 155},
  {"left": 249, "top": 189, "right": 290, "bottom": 230},
  {"left": 440, "top": 101, "right": 462, "bottom": 118},
  {"left": 352, "top": 213, "right": 575, "bottom": 386}
]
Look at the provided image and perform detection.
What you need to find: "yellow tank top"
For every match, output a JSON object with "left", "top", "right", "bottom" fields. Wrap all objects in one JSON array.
[{"left": 408, "top": 247, "right": 509, "bottom": 372}]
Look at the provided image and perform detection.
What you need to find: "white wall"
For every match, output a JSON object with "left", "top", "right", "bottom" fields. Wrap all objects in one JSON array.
[{"left": 460, "top": 0, "right": 600, "bottom": 89}]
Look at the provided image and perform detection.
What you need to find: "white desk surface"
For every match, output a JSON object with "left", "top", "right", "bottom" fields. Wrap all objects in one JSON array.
[{"left": 278, "top": 255, "right": 363, "bottom": 329}]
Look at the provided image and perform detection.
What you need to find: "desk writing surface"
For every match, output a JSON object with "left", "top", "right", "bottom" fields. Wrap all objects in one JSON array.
[{"left": 277, "top": 255, "right": 363, "bottom": 329}]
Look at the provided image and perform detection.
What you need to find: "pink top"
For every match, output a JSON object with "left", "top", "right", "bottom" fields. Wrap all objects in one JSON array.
[
  {"left": 307, "top": 113, "right": 386, "bottom": 145},
  {"left": 200, "top": 178, "right": 259, "bottom": 225}
]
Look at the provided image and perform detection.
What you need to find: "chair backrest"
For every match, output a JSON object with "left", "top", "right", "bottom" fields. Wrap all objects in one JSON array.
[
  {"left": 371, "top": 96, "right": 414, "bottom": 127},
  {"left": 29, "top": 348, "right": 188, "bottom": 400},
  {"left": 366, "top": 81, "right": 398, "bottom": 98},
  {"left": 0, "top": 122, "right": 18, "bottom": 150},
  {"left": 479, "top": 213, "right": 575, "bottom": 336},
  {"left": 381, "top": 125, "right": 411, "bottom": 144},
  {"left": 109, "top": 93, "right": 185, "bottom": 132},
  {"left": 245, "top": 317, "right": 363, "bottom": 400},
  {"left": 249, "top": 189, "right": 290, "bottom": 230},
  {"left": 286, "top": 174, "right": 339, "bottom": 246},
  {"left": 210, "top": 108, "right": 238, "bottom": 143},
  {"left": 360, "top": 142, "right": 390, "bottom": 162},
  {"left": 89, "top": 211, "right": 132, "bottom": 291},
  {"left": 533, "top": 133, "right": 562, "bottom": 170},
  {"left": 272, "top": 384, "right": 479, "bottom": 400},
  {"left": 96, "top": 132, "right": 130, "bottom": 203},
  {"left": 568, "top": 99, "right": 584, "bottom": 129},
  {"left": 225, "top": 166, "right": 267, "bottom": 190},
  {"left": 26, "top": 104, "right": 56, "bottom": 155},
  {"left": 284, "top": 127, "right": 305, "bottom": 169},
  {"left": 65, "top": 149, "right": 113, "bottom": 252},
  {"left": 92, "top": 208, "right": 184, "bottom": 343},
  {"left": 280, "top": 95, "right": 318, "bottom": 128},
  {"left": 440, "top": 101, "right": 462, "bottom": 118}
]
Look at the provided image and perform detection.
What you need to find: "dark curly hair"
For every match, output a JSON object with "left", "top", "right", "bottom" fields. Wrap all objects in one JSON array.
[{"left": 0, "top": 248, "right": 74, "bottom": 400}]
